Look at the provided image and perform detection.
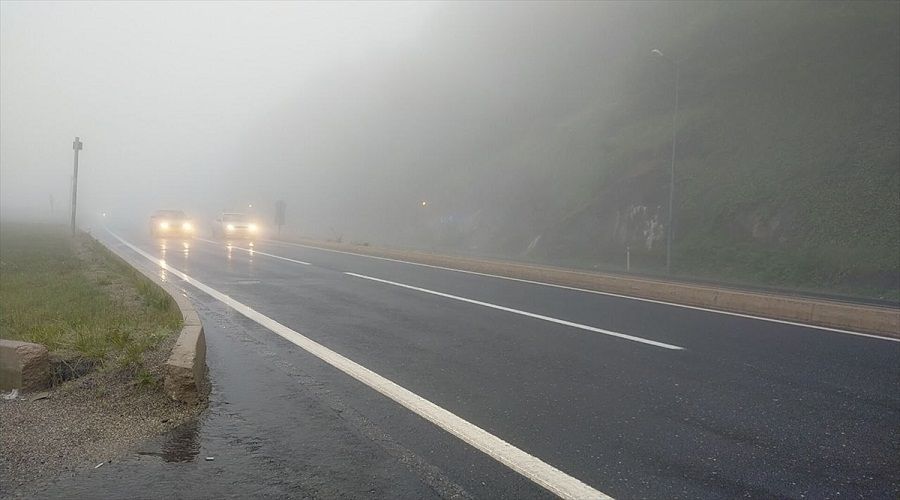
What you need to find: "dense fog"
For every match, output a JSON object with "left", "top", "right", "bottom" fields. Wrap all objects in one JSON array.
[
  {"left": 1, "top": 2, "right": 674, "bottom": 234},
  {"left": 2, "top": 1, "right": 898, "bottom": 297}
]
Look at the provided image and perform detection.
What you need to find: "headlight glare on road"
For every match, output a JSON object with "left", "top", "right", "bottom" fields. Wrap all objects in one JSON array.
[
  {"left": 182, "top": 222, "right": 193, "bottom": 231},
  {"left": 226, "top": 224, "right": 235, "bottom": 231},
  {"left": 159, "top": 221, "right": 170, "bottom": 229},
  {"left": 249, "top": 223, "right": 258, "bottom": 232}
]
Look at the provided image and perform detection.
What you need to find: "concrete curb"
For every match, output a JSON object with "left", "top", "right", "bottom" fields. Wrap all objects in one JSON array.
[
  {"left": 284, "top": 238, "right": 900, "bottom": 338},
  {"left": 160, "top": 284, "right": 207, "bottom": 404},
  {"left": 93, "top": 234, "right": 207, "bottom": 403}
]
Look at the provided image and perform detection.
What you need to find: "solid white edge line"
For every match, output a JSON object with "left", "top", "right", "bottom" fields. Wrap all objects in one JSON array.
[
  {"left": 345, "top": 272, "right": 684, "bottom": 351},
  {"left": 194, "top": 237, "right": 311, "bottom": 265},
  {"left": 265, "top": 239, "right": 900, "bottom": 343},
  {"left": 107, "top": 231, "right": 611, "bottom": 500}
]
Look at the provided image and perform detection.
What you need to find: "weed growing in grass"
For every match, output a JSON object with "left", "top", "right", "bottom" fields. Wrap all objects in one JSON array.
[
  {"left": 118, "top": 342, "right": 144, "bottom": 372},
  {"left": 136, "top": 370, "right": 158, "bottom": 389},
  {"left": 74, "top": 329, "right": 109, "bottom": 362},
  {"left": 109, "top": 327, "right": 132, "bottom": 349}
]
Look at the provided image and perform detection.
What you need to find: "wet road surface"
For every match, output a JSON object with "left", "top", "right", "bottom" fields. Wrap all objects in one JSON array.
[{"left": 35, "top": 227, "right": 900, "bottom": 499}]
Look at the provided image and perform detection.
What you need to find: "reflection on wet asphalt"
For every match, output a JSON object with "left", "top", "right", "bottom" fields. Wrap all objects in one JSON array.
[
  {"left": 31, "top": 293, "right": 465, "bottom": 499},
  {"left": 136, "top": 420, "right": 201, "bottom": 463},
  {"left": 162, "top": 420, "right": 200, "bottom": 464}
]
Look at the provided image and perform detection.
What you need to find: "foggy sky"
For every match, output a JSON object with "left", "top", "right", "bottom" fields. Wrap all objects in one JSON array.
[{"left": 0, "top": 1, "right": 675, "bottom": 239}]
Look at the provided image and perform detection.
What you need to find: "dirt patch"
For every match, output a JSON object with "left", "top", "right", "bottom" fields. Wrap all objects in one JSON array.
[{"left": 0, "top": 331, "right": 206, "bottom": 497}]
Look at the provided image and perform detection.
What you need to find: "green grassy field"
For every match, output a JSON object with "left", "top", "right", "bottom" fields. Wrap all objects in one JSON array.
[{"left": 0, "top": 222, "right": 181, "bottom": 381}]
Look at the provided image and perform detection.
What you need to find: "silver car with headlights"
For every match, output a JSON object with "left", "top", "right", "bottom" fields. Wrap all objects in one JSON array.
[
  {"left": 149, "top": 210, "right": 195, "bottom": 238},
  {"left": 212, "top": 212, "right": 260, "bottom": 239}
]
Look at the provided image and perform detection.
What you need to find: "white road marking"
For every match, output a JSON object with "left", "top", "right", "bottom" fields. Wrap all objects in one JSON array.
[
  {"left": 199, "top": 237, "right": 681, "bottom": 349},
  {"left": 345, "top": 272, "right": 684, "bottom": 350},
  {"left": 108, "top": 231, "right": 611, "bottom": 500},
  {"left": 266, "top": 239, "right": 900, "bottom": 343},
  {"left": 344, "top": 272, "right": 684, "bottom": 351},
  {"left": 195, "top": 237, "right": 311, "bottom": 265}
]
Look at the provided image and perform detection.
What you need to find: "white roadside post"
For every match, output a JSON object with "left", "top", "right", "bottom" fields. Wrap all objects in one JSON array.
[{"left": 70, "top": 136, "right": 83, "bottom": 235}]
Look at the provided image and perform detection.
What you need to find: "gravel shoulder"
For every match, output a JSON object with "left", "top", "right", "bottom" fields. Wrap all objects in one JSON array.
[{"left": 0, "top": 335, "right": 205, "bottom": 497}]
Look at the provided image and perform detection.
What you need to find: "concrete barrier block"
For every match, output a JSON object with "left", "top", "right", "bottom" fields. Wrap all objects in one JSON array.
[{"left": 0, "top": 340, "right": 50, "bottom": 392}]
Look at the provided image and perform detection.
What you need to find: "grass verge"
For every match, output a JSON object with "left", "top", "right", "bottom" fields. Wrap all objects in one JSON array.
[{"left": 0, "top": 221, "right": 182, "bottom": 382}]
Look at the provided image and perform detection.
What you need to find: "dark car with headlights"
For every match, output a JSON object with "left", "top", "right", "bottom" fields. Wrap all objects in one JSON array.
[{"left": 149, "top": 210, "right": 195, "bottom": 238}]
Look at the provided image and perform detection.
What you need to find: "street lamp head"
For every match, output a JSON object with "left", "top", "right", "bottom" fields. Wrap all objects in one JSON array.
[{"left": 651, "top": 49, "right": 664, "bottom": 57}]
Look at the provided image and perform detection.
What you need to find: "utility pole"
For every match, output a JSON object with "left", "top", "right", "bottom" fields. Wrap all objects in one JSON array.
[
  {"left": 275, "top": 200, "right": 286, "bottom": 237},
  {"left": 70, "top": 137, "right": 83, "bottom": 235},
  {"left": 652, "top": 49, "right": 679, "bottom": 275},
  {"left": 666, "top": 64, "right": 678, "bottom": 275}
]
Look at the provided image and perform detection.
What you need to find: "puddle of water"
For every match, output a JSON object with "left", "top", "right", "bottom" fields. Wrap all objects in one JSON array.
[{"left": 137, "top": 419, "right": 201, "bottom": 463}]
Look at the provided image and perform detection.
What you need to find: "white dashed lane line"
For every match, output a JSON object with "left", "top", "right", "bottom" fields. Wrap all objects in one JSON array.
[
  {"left": 194, "top": 237, "right": 311, "bottom": 266},
  {"left": 195, "top": 237, "right": 682, "bottom": 350},
  {"left": 344, "top": 272, "right": 684, "bottom": 350},
  {"left": 265, "top": 239, "right": 900, "bottom": 344}
]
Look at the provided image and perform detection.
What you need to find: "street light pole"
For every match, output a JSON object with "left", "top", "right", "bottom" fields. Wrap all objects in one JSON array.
[
  {"left": 70, "top": 136, "right": 83, "bottom": 235},
  {"left": 652, "top": 49, "right": 678, "bottom": 275}
]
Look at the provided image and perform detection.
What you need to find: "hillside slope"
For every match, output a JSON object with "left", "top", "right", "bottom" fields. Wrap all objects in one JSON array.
[{"left": 430, "top": 2, "right": 899, "bottom": 300}]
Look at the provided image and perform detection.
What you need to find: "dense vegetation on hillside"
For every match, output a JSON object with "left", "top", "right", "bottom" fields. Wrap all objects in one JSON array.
[
  {"left": 426, "top": 2, "right": 899, "bottom": 299},
  {"left": 246, "top": 2, "right": 897, "bottom": 300}
]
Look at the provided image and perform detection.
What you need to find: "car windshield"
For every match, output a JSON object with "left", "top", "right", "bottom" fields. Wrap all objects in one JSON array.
[
  {"left": 222, "top": 214, "right": 246, "bottom": 222},
  {"left": 155, "top": 210, "right": 187, "bottom": 219}
]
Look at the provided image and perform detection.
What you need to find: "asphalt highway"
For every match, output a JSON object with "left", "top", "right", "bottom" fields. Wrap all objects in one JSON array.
[{"left": 86, "top": 227, "right": 899, "bottom": 499}]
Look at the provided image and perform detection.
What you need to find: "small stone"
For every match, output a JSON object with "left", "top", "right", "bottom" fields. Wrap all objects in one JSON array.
[
  {"left": 205, "top": 456, "right": 214, "bottom": 461},
  {"left": 29, "top": 391, "right": 50, "bottom": 402}
]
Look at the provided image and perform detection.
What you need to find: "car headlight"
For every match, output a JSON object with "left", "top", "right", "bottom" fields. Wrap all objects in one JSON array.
[
  {"left": 182, "top": 222, "right": 193, "bottom": 231},
  {"left": 248, "top": 223, "right": 258, "bottom": 232},
  {"left": 226, "top": 224, "right": 235, "bottom": 231},
  {"left": 159, "top": 221, "right": 170, "bottom": 229}
]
